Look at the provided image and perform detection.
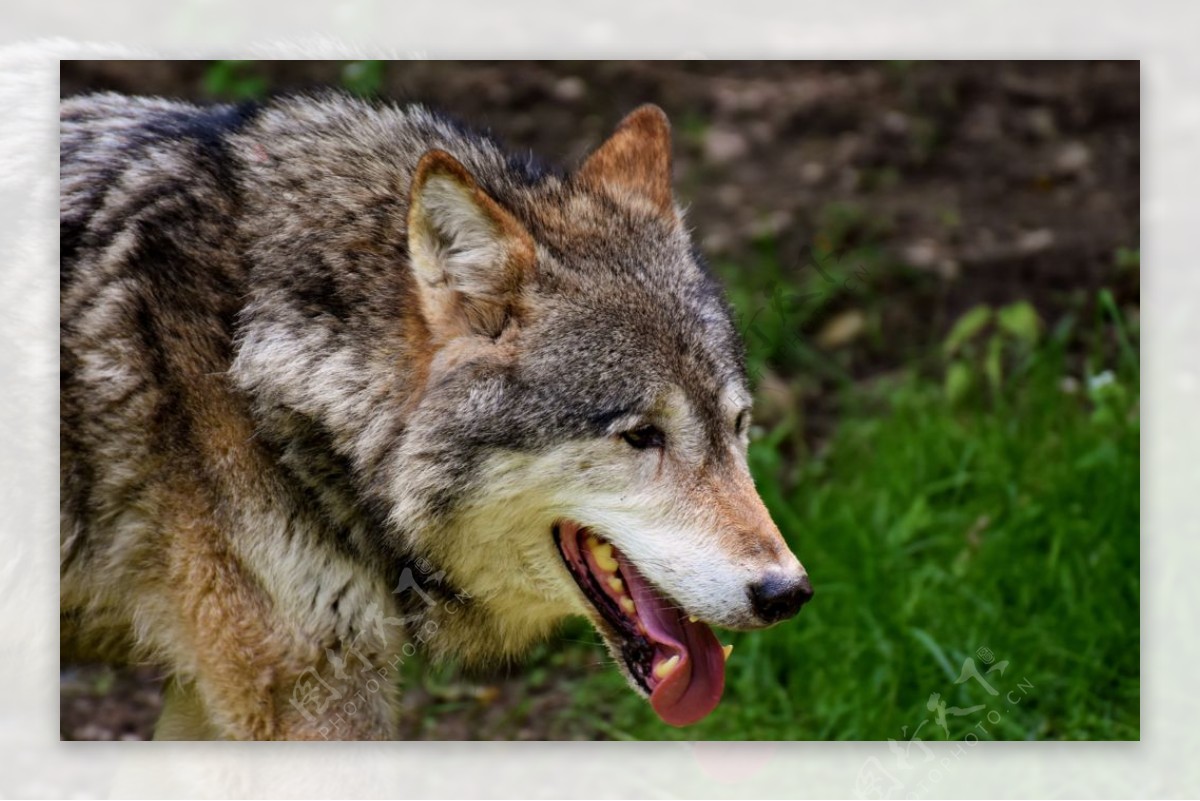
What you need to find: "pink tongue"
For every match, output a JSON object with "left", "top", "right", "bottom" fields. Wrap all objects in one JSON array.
[{"left": 624, "top": 565, "right": 726, "bottom": 726}]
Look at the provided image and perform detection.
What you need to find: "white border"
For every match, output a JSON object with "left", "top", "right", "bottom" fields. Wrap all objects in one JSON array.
[{"left": 1, "top": 2, "right": 1191, "bottom": 797}]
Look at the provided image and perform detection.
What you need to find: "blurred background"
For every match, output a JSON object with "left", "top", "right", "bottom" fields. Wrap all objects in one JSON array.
[{"left": 59, "top": 61, "right": 1139, "bottom": 741}]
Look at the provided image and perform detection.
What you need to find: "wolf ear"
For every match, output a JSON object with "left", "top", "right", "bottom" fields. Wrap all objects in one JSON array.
[
  {"left": 407, "top": 150, "right": 535, "bottom": 340},
  {"left": 578, "top": 104, "right": 675, "bottom": 219}
]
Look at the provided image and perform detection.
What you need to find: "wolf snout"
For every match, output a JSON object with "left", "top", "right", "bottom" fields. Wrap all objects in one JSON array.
[{"left": 748, "top": 571, "right": 813, "bottom": 624}]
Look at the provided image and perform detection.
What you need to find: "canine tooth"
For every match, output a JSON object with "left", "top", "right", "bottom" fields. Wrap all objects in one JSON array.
[
  {"left": 620, "top": 596, "right": 636, "bottom": 615},
  {"left": 722, "top": 644, "right": 733, "bottom": 660},
  {"left": 607, "top": 576, "right": 624, "bottom": 593},
  {"left": 688, "top": 615, "right": 699, "bottom": 623},
  {"left": 653, "top": 655, "right": 681, "bottom": 679}
]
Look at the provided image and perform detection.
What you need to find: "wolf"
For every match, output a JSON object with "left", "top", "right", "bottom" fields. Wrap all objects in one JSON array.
[{"left": 60, "top": 91, "right": 813, "bottom": 740}]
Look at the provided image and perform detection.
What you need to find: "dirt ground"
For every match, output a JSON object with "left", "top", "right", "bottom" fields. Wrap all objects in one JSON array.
[{"left": 58, "top": 60, "right": 1140, "bottom": 740}]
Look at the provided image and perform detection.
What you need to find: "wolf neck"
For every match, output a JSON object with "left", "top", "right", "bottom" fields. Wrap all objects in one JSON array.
[
  {"left": 253, "top": 400, "right": 560, "bottom": 663},
  {"left": 231, "top": 276, "right": 561, "bottom": 665}
]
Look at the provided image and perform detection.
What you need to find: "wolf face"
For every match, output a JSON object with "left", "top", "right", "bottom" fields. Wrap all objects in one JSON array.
[{"left": 387, "top": 107, "right": 813, "bottom": 726}]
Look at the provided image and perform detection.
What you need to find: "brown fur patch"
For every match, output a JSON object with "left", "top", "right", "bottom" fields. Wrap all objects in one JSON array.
[
  {"left": 698, "top": 462, "right": 792, "bottom": 566},
  {"left": 158, "top": 483, "right": 283, "bottom": 739},
  {"left": 577, "top": 104, "right": 675, "bottom": 218}
]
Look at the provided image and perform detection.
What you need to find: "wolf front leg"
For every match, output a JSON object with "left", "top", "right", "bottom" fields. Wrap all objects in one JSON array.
[
  {"left": 154, "top": 679, "right": 219, "bottom": 740},
  {"left": 153, "top": 490, "right": 400, "bottom": 740},
  {"left": 156, "top": 661, "right": 400, "bottom": 741},
  {"left": 154, "top": 571, "right": 402, "bottom": 739},
  {"left": 158, "top": 658, "right": 401, "bottom": 741}
]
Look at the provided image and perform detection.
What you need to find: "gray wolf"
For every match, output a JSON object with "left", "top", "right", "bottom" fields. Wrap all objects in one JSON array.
[{"left": 60, "top": 91, "right": 813, "bottom": 739}]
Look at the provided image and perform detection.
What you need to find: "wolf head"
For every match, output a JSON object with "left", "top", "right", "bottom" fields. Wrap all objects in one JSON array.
[{"left": 389, "top": 106, "right": 812, "bottom": 726}]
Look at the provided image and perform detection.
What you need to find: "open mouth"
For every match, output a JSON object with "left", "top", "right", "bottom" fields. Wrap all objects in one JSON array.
[{"left": 553, "top": 520, "right": 728, "bottom": 726}]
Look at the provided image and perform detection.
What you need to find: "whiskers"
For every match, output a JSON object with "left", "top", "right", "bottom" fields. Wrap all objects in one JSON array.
[{"left": 555, "top": 637, "right": 624, "bottom": 672}]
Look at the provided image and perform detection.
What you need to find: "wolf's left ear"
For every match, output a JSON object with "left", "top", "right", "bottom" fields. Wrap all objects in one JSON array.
[
  {"left": 578, "top": 104, "right": 676, "bottom": 220},
  {"left": 407, "top": 150, "right": 535, "bottom": 340}
]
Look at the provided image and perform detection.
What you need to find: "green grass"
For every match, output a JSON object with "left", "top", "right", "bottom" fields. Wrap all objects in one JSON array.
[{"left": 546, "top": 327, "right": 1139, "bottom": 741}]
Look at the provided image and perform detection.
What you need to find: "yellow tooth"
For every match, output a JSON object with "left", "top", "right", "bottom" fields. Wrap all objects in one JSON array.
[
  {"left": 607, "top": 576, "right": 625, "bottom": 594},
  {"left": 722, "top": 644, "right": 733, "bottom": 660},
  {"left": 620, "top": 596, "right": 636, "bottom": 615},
  {"left": 688, "top": 615, "right": 699, "bottom": 623},
  {"left": 653, "top": 654, "right": 681, "bottom": 680},
  {"left": 590, "top": 541, "right": 619, "bottom": 573}
]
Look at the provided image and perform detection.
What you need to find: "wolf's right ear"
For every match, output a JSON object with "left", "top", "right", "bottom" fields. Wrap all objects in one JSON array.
[{"left": 407, "top": 150, "right": 535, "bottom": 340}]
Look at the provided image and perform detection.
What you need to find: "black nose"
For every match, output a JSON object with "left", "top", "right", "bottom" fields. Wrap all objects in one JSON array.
[{"left": 749, "top": 573, "right": 813, "bottom": 623}]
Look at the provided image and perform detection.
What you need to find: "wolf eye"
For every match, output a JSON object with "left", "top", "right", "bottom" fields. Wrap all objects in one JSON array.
[
  {"left": 621, "top": 425, "right": 665, "bottom": 450},
  {"left": 735, "top": 409, "right": 751, "bottom": 436}
]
